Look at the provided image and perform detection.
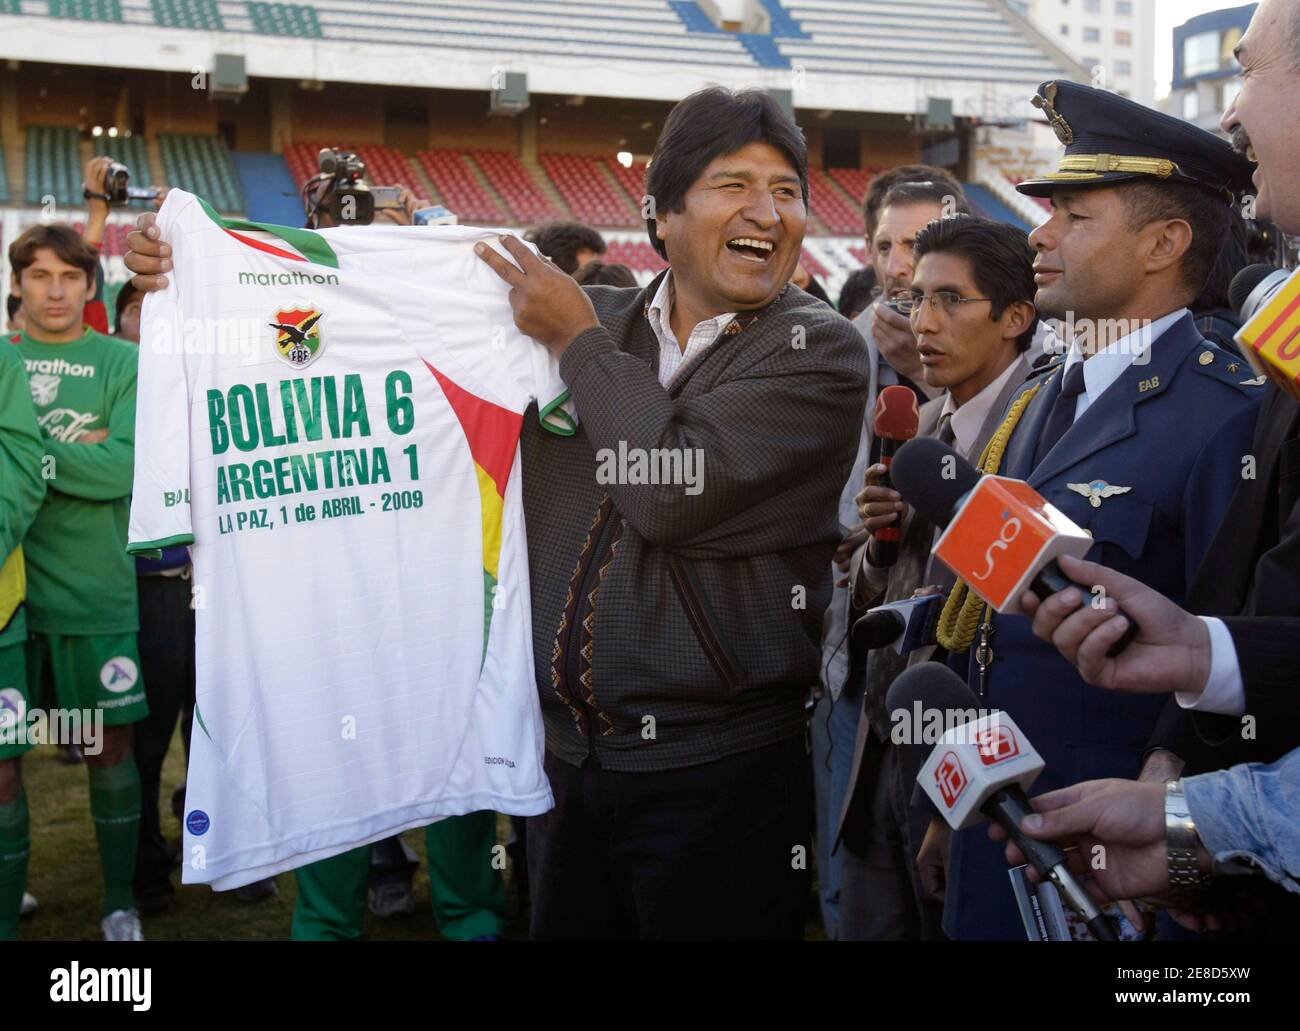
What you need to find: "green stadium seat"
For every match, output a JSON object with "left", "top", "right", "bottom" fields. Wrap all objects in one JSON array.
[
  {"left": 246, "top": 1, "right": 322, "bottom": 38},
  {"left": 0, "top": 147, "right": 9, "bottom": 204},
  {"left": 25, "top": 126, "right": 83, "bottom": 207},
  {"left": 159, "top": 133, "right": 246, "bottom": 213},
  {"left": 151, "top": 0, "right": 224, "bottom": 30},
  {"left": 48, "top": 0, "right": 124, "bottom": 22},
  {"left": 93, "top": 134, "right": 154, "bottom": 195}
]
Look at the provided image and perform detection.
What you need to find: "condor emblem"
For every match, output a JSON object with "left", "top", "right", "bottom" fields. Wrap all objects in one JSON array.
[{"left": 269, "top": 306, "right": 324, "bottom": 367}]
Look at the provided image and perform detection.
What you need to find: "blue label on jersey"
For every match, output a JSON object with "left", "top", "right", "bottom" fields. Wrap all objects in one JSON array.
[{"left": 186, "top": 809, "right": 210, "bottom": 836}]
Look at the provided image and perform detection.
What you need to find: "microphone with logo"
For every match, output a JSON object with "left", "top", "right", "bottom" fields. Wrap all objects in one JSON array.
[
  {"left": 1231, "top": 263, "right": 1300, "bottom": 399},
  {"left": 889, "top": 436, "right": 1140, "bottom": 656},
  {"left": 870, "top": 384, "right": 922, "bottom": 567},
  {"left": 887, "top": 662, "right": 1120, "bottom": 941}
]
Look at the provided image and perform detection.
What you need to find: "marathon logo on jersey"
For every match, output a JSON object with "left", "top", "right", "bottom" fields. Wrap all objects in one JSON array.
[
  {"left": 975, "top": 723, "right": 1021, "bottom": 766},
  {"left": 935, "top": 750, "right": 969, "bottom": 809},
  {"left": 270, "top": 304, "right": 325, "bottom": 368},
  {"left": 24, "top": 356, "right": 96, "bottom": 380}
]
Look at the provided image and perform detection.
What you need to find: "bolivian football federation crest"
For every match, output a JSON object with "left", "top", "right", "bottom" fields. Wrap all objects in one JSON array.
[{"left": 269, "top": 306, "right": 325, "bottom": 367}]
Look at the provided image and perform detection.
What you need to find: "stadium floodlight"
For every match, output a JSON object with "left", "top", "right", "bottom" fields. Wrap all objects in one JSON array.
[
  {"left": 92, "top": 126, "right": 103, "bottom": 137},
  {"left": 617, "top": 151, "right": 633, "bottom": 168},
  {"left": 107, "top": 127, "right": 118, "bottom": 138}
]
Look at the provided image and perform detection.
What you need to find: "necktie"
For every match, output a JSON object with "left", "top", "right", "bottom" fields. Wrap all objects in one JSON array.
[
  {"left": 937, "top": 412, "right": 956, "bottom": 448},
  {"left": 1033, "top": 361, "right": 1087, "bottom": 467}
]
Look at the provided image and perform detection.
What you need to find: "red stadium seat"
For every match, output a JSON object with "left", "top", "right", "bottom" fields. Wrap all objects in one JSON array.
[{"left": 469, "top": 151, "right": 561, "bottom": 224}]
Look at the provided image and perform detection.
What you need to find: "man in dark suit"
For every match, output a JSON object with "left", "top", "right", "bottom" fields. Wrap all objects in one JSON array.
[
  {"left": 834, "top": 214, "right": 1044, "bottom": 940},
  {"left": 917, "top": 80, "right": 1264, "bottom": 941},
  {"left": 1017, "top": 0, "right": 1300, "bottom": 770}
]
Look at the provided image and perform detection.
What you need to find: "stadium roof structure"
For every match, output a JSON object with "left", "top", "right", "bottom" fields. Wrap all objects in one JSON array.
[{"left": 0, "top": 0, "right": 1084, "bottom": 119}]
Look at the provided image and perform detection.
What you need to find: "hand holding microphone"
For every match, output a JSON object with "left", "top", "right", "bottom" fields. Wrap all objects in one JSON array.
[
  {"left": 887, "top": 662, "right": 1121, "bottom": 941},
  {"left": 1018, "top": 554, "right": 1213, "bottom": 695},
  {"left": 890, "top": 436, "right": 1141, "bottom": 656},
  {"left": 857, "top": 385, "right": 920, "bottom": 567}
]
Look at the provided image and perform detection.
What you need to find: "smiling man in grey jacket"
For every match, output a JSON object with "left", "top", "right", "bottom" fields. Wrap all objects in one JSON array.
[{"left": 476, "top": 87, "right": 869, "bottom": 940}]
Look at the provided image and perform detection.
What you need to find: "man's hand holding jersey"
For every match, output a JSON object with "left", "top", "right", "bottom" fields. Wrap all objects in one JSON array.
[
  {"left": 124, "top": 212, "right": 171, "bottom": 293},
  {"left": 474, "top": 235, "right": 599, "bottom": 355}
]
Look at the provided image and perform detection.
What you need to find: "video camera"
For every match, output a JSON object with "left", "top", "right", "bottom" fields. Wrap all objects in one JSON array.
[
  {"left": 85, "top": 161, "right": 161, "bottom": 205},
  {"left": 309, "top": 148, "right": 403, "bottom": 226}
]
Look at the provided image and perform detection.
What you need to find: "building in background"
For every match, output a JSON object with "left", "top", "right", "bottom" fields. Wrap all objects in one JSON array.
[
  {"left": 1166, "top": 4, "right": 1255, "bottom": 135},
  {"left": 1008, "top": 0, "right": 1155, "bottom": 104}
]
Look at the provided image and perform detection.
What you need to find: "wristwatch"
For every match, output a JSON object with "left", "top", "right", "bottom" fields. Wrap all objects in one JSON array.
[{"left": 1165, "top": 780, "right": 1211, "bottom": 888}]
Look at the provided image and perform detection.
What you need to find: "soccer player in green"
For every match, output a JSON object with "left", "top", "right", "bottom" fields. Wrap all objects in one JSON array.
[
  {"left": 7, "top": 224, "right": 148, "bottom": 940},
  {"left": 0, "top": 308, "right": 46, "bottom": 941}
]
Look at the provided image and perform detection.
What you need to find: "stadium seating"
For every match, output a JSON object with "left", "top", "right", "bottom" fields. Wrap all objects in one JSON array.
[
  {"left": 779, "top": 0, "right": 1064, "bottom": 89},
  {"left": 827, "top": 167, "right": 874, "bottom": 215},
  {"left": 93, "top": 133, "right": 154, "bottom": 193},
  {"left": 0, "top": 148, "right": 9, "bottom": 204},
  {"left": 538, "top": 154, "right": 639, "bottom": 227},
  {"left": 246, "top": 1, "right": 321, "bottom": 37},
  {"left": 469, "top": 151, "right": 561, "bottom": 224},
  {"left": 47, "top": 0, "right": 123, "bottom": 22},
  {"left": 159, "top": 134, "right": 245, "bottom": 212},
  {"left": 25, "top": 126, "right": 83, "bottom": 207},
  {"left": 283, "top": 142, "right": 421, "bottom": 196},
  {"left": 961, "top": 180, "right": 1031, "bottom": 232},
  {"left": 604, "top": 159, "right": 649, "bottom": 212},
  {"left": 800, "top": 248, "right": 828, "bottom": 280},
  {"left": 807, "top": 167, "right": 861, "bottom": 235},
  {"left": 151, "top": 0, "right": 224, "bottom": 30},
  {"left": 416, "top": 150, "right": 507, "bottom": 223},
  {"left": 604, "top": 238, "right": 668, "bottom": 275},
  {"left": 257, "top": 1, "right": 756, "bottom": 66}
]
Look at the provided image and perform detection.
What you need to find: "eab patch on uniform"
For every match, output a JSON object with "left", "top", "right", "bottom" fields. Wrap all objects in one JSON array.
[
  {"left": 269, "top": 305, "right": 325, "bottom": 368},
  {"left": 100, "top": 656, "right": 139, "bottom": 694}
]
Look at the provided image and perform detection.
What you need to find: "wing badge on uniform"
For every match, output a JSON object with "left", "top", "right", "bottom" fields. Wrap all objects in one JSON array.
[{"left": 1067, "top": 480, "right": 1133, "bottom": 508}]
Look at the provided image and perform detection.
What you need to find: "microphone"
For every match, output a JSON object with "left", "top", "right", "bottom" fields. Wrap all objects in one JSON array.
[
  {"left": 852, "top": 593, "right": 944, "bottom": 653},
  {"left": 1230, "top": 263, "right": 1288, "bottom": 319},
  {"left": 887, "top": 662, "right": 1120, "bottom": 942},
  {"left": 890, "top": 437, "right": 1140, "bottom": 656},
  {"left": 871, "top": 385, "right": 922, "bottom": 566},
  {"left": 1231, "top": 264, "right": 1300, "bottom": 399}
]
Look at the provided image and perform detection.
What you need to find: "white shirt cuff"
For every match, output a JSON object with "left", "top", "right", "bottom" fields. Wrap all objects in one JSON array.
[{"left": 1176, "top": 617, "right": 1246, "bottom": 716}]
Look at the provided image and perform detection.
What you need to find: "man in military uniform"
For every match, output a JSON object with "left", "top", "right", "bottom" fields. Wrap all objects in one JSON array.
[{"left": 919, "top": 80, "right": 1265, "bottom": 940}]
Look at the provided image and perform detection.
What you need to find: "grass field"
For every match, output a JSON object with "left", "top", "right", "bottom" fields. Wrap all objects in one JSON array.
[
  {"left": 18, "top": 732, "right": 529, "bottom": 941},
  {"left": 21, "top": 730, "right": 824, "bottom": 940}
]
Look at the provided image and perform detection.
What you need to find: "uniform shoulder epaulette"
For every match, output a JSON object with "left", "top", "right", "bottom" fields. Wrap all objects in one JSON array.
[{"left": 1187, "top": 341, "right": 1267, "bottom": 392}]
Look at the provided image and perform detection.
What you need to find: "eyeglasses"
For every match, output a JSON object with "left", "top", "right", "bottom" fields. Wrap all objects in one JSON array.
[{"left": 894, "top": 291, "right": 994, "bottom": 319}]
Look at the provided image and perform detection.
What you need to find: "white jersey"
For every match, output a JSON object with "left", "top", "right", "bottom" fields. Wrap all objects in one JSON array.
[{"left": 129, "top": 190, "right": 571, "bottom": 889}]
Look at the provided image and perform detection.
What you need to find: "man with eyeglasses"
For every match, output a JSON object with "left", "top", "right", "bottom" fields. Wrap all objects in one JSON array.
[
  {"left": 813, "top": 172, "right": 969, "bottom": 938},
  {"left": 833, "top": 213, "right": 1045, "bottom": 940}
]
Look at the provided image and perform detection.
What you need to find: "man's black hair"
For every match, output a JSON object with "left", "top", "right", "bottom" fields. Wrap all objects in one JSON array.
[
  {"left": 879, "top": 180, "right": 972, "bottom": 221},
  {"left": 836, "top": 266, "right": 877, "bottom": 320},
  {"left": 526, "top": 221, "right": 607, "bottom": 275},
  {"left": 912, "top": 213, "right": 1038, "bottom": 352},
  {"left": 644, "top": 87, "right": 808, "bottom": 260},
  {"left": 573, "top": 260, "right": 637, "bottom": 288},
  {"left": 863, "top": 164, "right": 968, "bottom": 237},
  {"left": 114, "top": 279, "right": 141, "bottom": 335},
  {"left": 1118, "top": 179, "right": 1232, "bottom": 301},
  {"left": 5, "top": 293, "right": 20, "bottom": 323}
]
